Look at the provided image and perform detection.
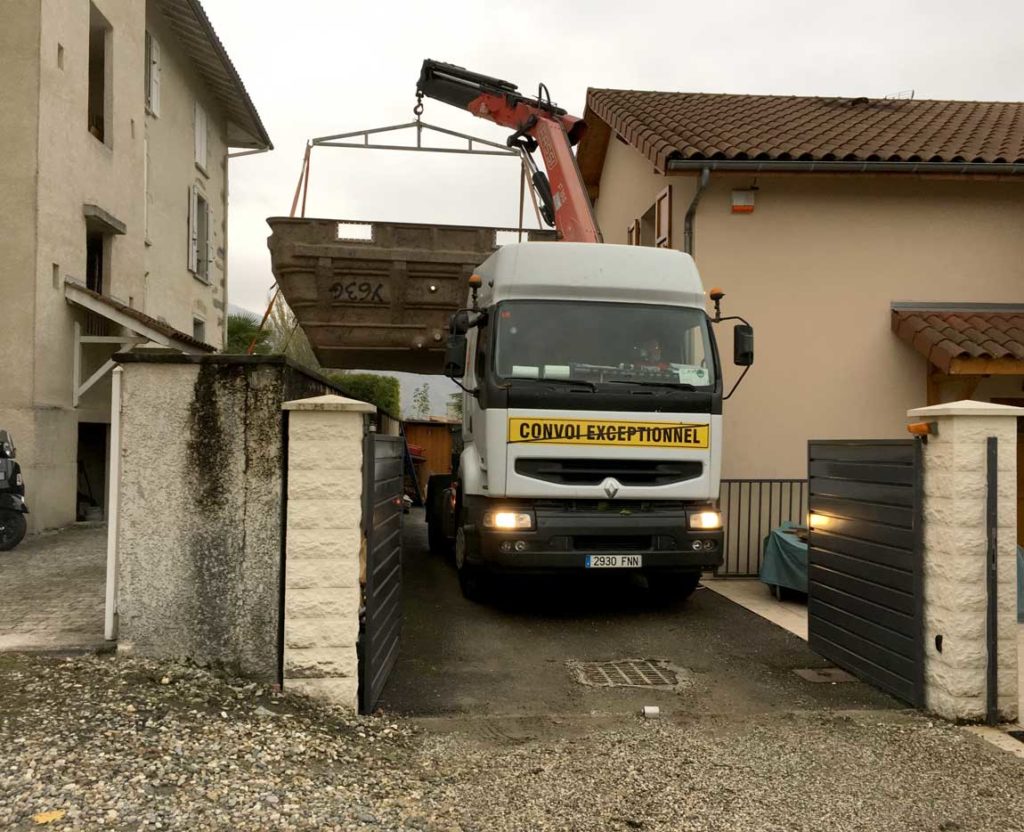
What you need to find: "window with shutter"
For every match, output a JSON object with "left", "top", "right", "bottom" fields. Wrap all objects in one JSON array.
[
  {"left": 194, "top": 101, "right": 208, "bottom": 172},
  {"left": 145, "top": 33, "right": 160, "bottom": 116},
  {"left": 627, "top": 219, "right": 641, "bottom": 245},
  {"left": 192, "top": 190, "right": 210, "bottom": 282},
  {"left": 654, "top": 186, "right": 672, "bottom": 248},
  {"left": 188, "top": 185, "right": 198, "bottom": 273}
]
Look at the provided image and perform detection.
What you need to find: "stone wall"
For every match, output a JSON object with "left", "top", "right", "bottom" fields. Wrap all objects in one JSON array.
[
  {"left": 912, "top": 400, "right": 1021, "bottom": 722},
  {"left": 282, "top": 396, "right": 375, "bottom": 711},
  {"left": 114, "top": 354, "right": 333, "bottom": 682}
]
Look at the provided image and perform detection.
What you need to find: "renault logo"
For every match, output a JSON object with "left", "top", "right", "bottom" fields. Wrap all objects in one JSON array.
[{"left": 602, "top": 477, "right": 621, "bottom": 499}]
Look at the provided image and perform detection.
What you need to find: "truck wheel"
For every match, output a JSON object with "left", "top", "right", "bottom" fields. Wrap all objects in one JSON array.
[
  {"left": 425, "top": 476, "right": 454, "bottom": 557},
  {"left": 455, "top": 526, "right": 487, "bottom": 603},
  {"left": 0, "top": 511, "right": 27, "bottom": 551},
  {"left": 646, "top": 572, "right": 700, "bottom": 605}
]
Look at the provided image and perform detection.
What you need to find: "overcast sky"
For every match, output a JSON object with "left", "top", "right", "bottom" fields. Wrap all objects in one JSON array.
[{"left": 204, "top": 0, "right": 1024, "bottom": 411}]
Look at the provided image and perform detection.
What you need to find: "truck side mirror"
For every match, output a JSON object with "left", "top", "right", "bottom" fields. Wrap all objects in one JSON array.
[
  {"left": 450, "top": 310, "right": 470, "bottom": 336},
  {"left": 734, "top": 324, "right": 754, "bottom": 366},
  {"left": 444, "top": 333, "right": 468, "bottom": 378}
]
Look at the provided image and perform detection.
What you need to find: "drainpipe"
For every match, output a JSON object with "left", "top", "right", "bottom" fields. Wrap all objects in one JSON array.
[
  {"left": 683, "top": 167, "right": 710, "bottom": 256},
  {"left": 104, "top": 366, "right": 123, "bottom": 641}
]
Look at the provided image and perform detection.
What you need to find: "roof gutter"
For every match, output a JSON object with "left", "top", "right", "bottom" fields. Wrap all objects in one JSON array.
[
  {"left": 667, "top": 159, "right": 1024, "bottom": 175},
  {"left": 683, "top": 167, "right": 710, "bottom": 256}
]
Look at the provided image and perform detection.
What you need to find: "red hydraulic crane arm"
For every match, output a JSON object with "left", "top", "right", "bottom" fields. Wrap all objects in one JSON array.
[{"left": 417, "top": 60, "right": 603, "bottom": 244}]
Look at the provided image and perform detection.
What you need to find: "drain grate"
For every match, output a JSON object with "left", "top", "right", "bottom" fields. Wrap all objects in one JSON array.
[
  {"left": 568, "top": 659, "right": 682, "bottom": 689},
  {"left": 794, "top": 667, "right": 858, "bottom": 684}
]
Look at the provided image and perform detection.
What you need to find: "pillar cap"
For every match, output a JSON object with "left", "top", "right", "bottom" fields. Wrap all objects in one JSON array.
[
  {"left": 283, "top": 394, "right": 376, "bottom": 413},
  {"left": 908, "top": 399, "right": 1024, "bottom": 419}
]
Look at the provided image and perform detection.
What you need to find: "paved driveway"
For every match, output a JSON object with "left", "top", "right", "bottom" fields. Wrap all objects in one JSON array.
[
  {"left": 379, "top": 512, "right": 897, "bottom": 720},
  {"left": 0, "top": 524, "right": 107, "bottom": 652}
]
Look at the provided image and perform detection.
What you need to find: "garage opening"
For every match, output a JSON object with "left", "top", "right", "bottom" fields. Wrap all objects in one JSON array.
[{"left": 76, "top": 422, "right": 108, "bottom": 521}]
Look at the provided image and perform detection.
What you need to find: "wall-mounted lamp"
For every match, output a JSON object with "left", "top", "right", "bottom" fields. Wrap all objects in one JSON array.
[{"left": 808, "top": 512, "right": 831, "bottom": 530}]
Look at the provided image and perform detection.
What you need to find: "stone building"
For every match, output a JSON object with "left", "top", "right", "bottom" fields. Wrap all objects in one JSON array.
[{"left": 0, "top": 0, "right": 271, "bottom": 531}]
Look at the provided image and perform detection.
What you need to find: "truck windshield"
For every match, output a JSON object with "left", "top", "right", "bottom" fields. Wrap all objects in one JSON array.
[{"left": 493, "top": 300, "right": 716, "bottom": 388}]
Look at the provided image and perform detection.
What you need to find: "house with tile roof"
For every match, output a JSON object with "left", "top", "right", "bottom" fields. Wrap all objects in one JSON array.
[
  {"left": 576, "top": 89, "right": 1023, "bottom": 553},
  {"left": 0, "top": 0, "right": 271, "bottom": 533}
]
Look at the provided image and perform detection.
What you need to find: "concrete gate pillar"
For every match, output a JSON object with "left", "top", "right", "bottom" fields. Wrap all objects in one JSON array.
[
  {"left": 282, "top": 394, "right": 376, "bottom": 711},
  {"left": 909, "top": 400, "right": 1022, "bottom": 722}
]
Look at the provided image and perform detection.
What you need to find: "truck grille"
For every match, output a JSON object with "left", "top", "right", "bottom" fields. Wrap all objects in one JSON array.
[
  {"left": 573, "top": 535, "right": 652, "bottom": 552},
  {"left": 515, "top": 458, "right": 702, "bottom": 487}
]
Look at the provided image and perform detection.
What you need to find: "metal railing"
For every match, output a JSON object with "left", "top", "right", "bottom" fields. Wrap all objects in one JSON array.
[{"left": 717, "top": 479, "right": 808, "bottom": 577}]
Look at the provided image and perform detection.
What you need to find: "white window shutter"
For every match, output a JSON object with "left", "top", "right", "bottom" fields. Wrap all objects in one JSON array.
[
  {"left": 205, "top": 203, "right": 213, "bottom": 277},
  {"left": 149, "top": 36, "right": 161, "bottom": 116},
  {"left": 188, "top": 185, "right": 198, "bottom": 273},
  {"left": 194, "top": 101, "right": 208, "bottom": 169}
]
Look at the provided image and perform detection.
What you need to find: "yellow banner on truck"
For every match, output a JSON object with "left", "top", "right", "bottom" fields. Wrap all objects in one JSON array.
[{"left": 508, "top": 417, "right": 709, "bottom": 449}]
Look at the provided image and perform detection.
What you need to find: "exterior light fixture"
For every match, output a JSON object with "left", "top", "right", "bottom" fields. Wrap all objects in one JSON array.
[{"left": 809, "top": 513, "right": 830, "bottom": 529}]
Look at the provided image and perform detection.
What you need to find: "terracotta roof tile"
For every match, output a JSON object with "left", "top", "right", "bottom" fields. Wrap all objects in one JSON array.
[
  {"left": 585, "top": 89, "right": 1024, "bottom": 171},
  {"left": 891, "top": 307, "right": 1024, "bottom": 372}
]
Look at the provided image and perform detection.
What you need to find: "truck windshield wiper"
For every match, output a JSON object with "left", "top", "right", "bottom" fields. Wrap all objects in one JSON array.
[
  {"left": 510, "top": 376, "right": 597, "bottom": 392},
  {"left": 608, "top": 380, "right": 697, "bottom": 392}
]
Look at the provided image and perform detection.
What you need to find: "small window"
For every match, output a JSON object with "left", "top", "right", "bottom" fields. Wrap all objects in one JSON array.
[
  {"left": 188, "top": 185, "right": 211, "bottom": 282},
  {"left": 192, "top": 318, "right": 206, "bottom": 343},
  {"left": 144, "top": 32, "right": 161, "bottom": 116},
  {"left": 87, "top": 4, "right": 112, "bottom": 145},
  {"left": 194, "top": 101, "right": 208, "bottom": 172},
  {"left": 86, "top": 231, "right": 105, "bottom": 293}
]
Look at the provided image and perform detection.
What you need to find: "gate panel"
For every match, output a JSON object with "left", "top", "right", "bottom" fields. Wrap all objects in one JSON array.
[
  {"left": 360, "top": 433, "right": 404, "bottom": 713},
  {"left": 807, "top": 440, "right": 923, "bottom": 706}
]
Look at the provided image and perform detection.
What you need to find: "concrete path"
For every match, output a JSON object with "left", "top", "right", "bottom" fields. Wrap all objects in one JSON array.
[
  {"left": 0, "top": 524, "right": 107, "bottom": 652},
  {"left": 379, "top": 512, "right": 897, "bottom": 721}
]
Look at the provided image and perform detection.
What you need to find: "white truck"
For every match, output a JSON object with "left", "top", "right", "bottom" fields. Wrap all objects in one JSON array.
[{"left": 427, "top": 242, "right": 754, "bottom": 601}]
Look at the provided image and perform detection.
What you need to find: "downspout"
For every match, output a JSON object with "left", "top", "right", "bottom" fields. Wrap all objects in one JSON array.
[{"left": 683, "top": 167, "right": 710, "bottom": 256}]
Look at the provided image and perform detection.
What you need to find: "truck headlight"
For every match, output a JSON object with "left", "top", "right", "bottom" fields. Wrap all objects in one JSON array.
[
  {"left": 688, "top": 510, "right": 722, "bottom": 530},
  {"left": 483, "top": 510, "right": 534, "bottom": 531}
]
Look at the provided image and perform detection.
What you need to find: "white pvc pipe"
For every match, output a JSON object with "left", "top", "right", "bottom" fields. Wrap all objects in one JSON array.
[{"left": 104, "top": 366, "right": 123, "bottom": 641}]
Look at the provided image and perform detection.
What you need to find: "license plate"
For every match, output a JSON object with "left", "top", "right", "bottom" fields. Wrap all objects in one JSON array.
[{"left": 585, "top": 554, "right": 643, "bottom": 569}]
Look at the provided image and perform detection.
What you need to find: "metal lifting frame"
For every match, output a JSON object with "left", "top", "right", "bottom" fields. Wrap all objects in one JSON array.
[{"left": 310, "top": 120, "right": 518, "bottom": 157}]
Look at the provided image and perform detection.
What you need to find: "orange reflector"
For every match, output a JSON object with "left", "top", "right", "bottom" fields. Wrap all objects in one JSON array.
[{"left": 906, "top": 422, "right": 932, "bottom": 436}]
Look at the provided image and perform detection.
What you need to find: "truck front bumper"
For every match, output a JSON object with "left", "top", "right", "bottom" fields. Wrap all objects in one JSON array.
[{"left": 462, "top": 499, "right": 723, "bottom": 574}]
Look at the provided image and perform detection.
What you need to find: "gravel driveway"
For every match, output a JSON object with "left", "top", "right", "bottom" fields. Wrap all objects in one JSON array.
[{"left": 3, "top": 652, "right": 1024, "bottom": 831}]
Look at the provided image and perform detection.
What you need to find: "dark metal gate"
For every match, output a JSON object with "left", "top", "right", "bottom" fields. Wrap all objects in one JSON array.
[
  {"left": 359, "top": 432, "right": 404, "bottom": 713},
  {"left": 807, "top": 440, "right": 924, "bottom": 706}
]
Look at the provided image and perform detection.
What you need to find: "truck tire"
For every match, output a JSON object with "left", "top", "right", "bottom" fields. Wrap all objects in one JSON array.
[
  {"left": 455, "top": 526, "right": 488, "bottom": 603},
  {"left": 646, "top": 571, "right": 700, "bottom": 605},
  {"left": 425, "top": 475, "right": 454, "bottom": 557}
]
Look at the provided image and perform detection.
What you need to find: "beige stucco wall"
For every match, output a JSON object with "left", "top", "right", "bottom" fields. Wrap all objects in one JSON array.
[
  {"left": 0, "top": 1, "right": 237, "bottom": 531},
  {"left": 144, "top": 5, "right": 230, "bottom": 348},
  {"left": 0, "top": 1, "right": 42, "bottom": 452},
  {"left": 594, "top": 143, "right": 1024, "bottom": 481}
]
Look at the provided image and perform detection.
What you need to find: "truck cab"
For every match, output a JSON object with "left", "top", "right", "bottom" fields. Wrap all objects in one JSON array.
[{"left": 428, "top": 242, "right": 753, "bottom": 602}]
